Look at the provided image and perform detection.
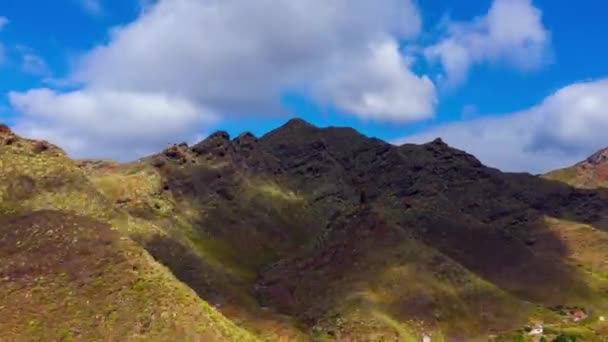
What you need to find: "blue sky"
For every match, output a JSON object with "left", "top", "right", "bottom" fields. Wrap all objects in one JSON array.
[{"left": 1, "top": 0, "right": 608, "bottom": 173}]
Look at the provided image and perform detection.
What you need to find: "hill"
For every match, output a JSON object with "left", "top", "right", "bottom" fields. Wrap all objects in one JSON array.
[
  {"left": 2, "top": 120, "right": 608, "bottom": 340},
  {"left": 0, "top": 124, "right": 258, "bottom": 341},
  {"left": 545, "top": 148, "right": 608, "bottom": 189}
]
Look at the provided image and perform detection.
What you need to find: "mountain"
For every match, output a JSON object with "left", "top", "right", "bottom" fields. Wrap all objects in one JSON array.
[
  {"left": 0, "top": 124, "right": 257, "bottom": 341},
  {"left": 2, "top": 120, "right": 608, "bottom": 340},
  {"left": 545, "top": 147, "right": 608, "bottom": 189}
]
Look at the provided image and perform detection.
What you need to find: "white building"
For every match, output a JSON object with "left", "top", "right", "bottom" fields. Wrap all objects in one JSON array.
[{"left": 528, "top": 324, "right": 543, "bottom": 336}]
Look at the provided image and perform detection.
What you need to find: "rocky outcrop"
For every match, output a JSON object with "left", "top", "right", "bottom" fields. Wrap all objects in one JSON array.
[
  {"left": 578, "top": 147, "right": 608, "bottom": 167},
  {"left": 191, "top": 131, "right": 233, "bottom": 158},
  {"left": 0, "top": 124, "right": 12, "bottom": 136}
]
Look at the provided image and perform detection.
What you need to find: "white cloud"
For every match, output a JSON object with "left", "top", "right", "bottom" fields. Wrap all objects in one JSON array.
[
  {"left": 425, "top": 0, "right": 550, "bottom": 86},
  {"left": 396, "top": 80, "right": 608, "bottom": 174},
  {"left": 315, "top": 39, "right": 436, "bottom": 122},
  {"left": 9, "top": 89, "right": 216, "bottom": 160},
  {"left": 72, "top": 0, "right": 431, "bottom": 117},
  {"left": 10, "top": 0, "right": 438, "bottom": 159},
  {"left": 0, "top": 17, "right": 7, "bottom": 30}
]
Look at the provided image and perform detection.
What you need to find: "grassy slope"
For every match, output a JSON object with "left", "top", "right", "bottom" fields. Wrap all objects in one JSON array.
[
  {"left": 0, "top": 130, "right": 258, "bottom": 341},
  {"left": 544, "top": 157, "right": 608, "bottom": 189},
  {"left": 540, "top": 156, "right": 608, "bottom": 340},
  {"left": 0, "top": 211, "right": 256, "bottom": 341},
  {"left": 543, "top": 166, "right": 608, "bottom": 190}
]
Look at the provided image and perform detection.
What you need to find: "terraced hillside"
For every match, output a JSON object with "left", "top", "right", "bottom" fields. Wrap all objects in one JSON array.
[{"left": 2, "top": 120, "right": 608, "bottom": 341}]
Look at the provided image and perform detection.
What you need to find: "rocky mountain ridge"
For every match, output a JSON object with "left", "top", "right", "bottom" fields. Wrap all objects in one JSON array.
[{"left": 2, "top": 119, "right": 608, "bottom": 340}]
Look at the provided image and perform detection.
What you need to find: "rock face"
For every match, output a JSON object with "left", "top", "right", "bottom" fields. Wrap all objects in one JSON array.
[
  {"left": 233, "top": 132, "right": 257, "bottom": 150},
  {"left": 192, "top": 131, "right": 232, "bottom": 157},
  {"left": 0, "top": 123, "right": 12, "bottom": 136},
  {"left": 0, "top": 124, "right": 16, "bottom": 146}
]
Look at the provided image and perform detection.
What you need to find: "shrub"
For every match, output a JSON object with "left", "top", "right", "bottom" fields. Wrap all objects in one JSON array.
[{"left": 553, "top": 334, "right": 577, "bottom": 342}]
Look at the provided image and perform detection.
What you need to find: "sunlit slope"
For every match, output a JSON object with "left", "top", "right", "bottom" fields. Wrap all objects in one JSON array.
[{"left": 0, "top": 125, "right": 259, "bottom": 341}]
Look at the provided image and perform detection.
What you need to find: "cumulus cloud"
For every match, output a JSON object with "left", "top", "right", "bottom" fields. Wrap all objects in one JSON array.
[
  {"left": 425, "top": 0, "right": 550, "bottom": 86},
  {"left": 9, "top": 89, "right": 216, "bottom": 160},
  {"left": 315, "top": 39, "right": 436, "bottom": 121},
  {"left": 396, "top": 80, "right": 608, "bottom": 174},
  {"left": 9, "top": 0, "right": 438, "bottom": 160},
  {"left": 73, "top": 0, "right": 430, "bottom": 117}
]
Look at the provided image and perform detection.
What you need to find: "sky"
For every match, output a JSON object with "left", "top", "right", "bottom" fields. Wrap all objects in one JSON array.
[{"left": 1, "top": 0, "right": 607, "bottom": 174}]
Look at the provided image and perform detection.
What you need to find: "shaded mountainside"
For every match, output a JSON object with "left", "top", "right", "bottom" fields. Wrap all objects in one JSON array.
[
  {"left": 2, "top": 120, "right": 608, "bottom": 340},
  {"left": 545, "top": 147, "right": 608, "bottom": 189}
]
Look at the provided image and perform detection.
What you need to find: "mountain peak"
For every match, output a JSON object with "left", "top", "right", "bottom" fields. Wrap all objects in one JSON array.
[
  {"left": 580, "top": 147, "right": 608, "bottom": 167},
  {"left": 233, "top": 131, "right": 258, "bottom": 147},
  {"left": 207, "top": 131, "right": 231, "bottom": 141},
  {"left": 260, "top": 118, "right": 319, "bottom": 144},
  {"left": 545, "top": 147, "right": 608, "bottom": 188},
  {"left": 284, "top": 117, "right": 315, "bottom": 129},
  {"left": 272, "top": 118, "right": 319, "bottom": 134},
  {"left": 429, "top": 137, "right": 447, "bottom": 146},
  {"left": 191, "top": 130, "right": 232, "bottom": 157},
  {"left": 0, "top": 123, "right": 13, "bottom": 136}
]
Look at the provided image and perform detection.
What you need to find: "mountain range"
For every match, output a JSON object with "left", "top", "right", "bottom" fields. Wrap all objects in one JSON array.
[{"left": 1, "top": 119, "right": 608, "bottom": 341}]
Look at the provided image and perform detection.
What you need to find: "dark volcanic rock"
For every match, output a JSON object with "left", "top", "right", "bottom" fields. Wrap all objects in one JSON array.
[
  {"left": 0, "top": 123, "right": 12, "bottom": 136},
  {"left": 233, "top": 132, "right": 257, "bottom": 150},
  {"left": 151, "top": 158, "right": 165, "bottom": 168},
  {"left": 32, "top": 140, "right": 50, "bottom": 154},
  {"left": 0, "top": 124, "right": 17, "bottom": 145},
  {"left": 191, "top": 131, "right": 233, "bottom": 158}
]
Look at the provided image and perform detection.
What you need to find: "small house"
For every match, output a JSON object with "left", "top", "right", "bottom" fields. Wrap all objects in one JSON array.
[{"left": 572, "top": 309, "right": 587, "bottom": 322}]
